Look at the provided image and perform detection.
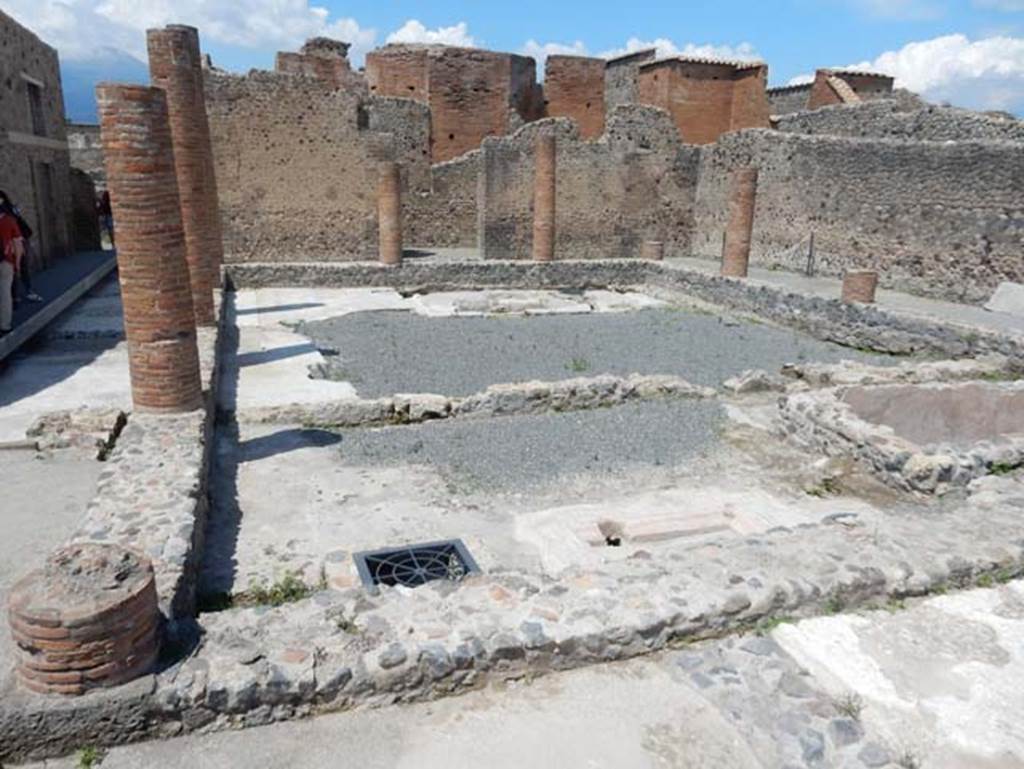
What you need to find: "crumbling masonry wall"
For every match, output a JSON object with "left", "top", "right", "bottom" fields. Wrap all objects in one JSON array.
[
  {"left": 605, "top": 49, "right": 657, "bottom": 116},
  {"left": 480, "top": 109, "right": 699, "bottom": 259},
  {"left": 775, "top": 100, "right": 1024, "bottom": 142},
  {"left": 692, "top": 129, "right": 1024, "bottom": 302}
]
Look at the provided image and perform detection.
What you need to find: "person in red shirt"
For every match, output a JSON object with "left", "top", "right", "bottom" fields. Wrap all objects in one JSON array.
[{"left": 0, "top": 204, "right": 24, "bottom": 334}]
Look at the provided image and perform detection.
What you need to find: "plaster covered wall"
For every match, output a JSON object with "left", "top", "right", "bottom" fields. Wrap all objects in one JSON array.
[
  {"left": 692, "top": 129, "right": 1024, "bottom": 302},
  {"left": 0, "top": 9, "right": 72, "bottom": 268},
  {"left": 480, "top": 108, "right": 699, "bottom": 260}
]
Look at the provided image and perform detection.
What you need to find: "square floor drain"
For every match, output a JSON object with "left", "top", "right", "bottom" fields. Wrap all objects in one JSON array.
[{"left": 353, "top": 539, "right": 480, "bottom": 590}]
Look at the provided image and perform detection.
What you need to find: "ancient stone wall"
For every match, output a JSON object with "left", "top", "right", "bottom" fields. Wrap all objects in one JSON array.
[
  {"left": 480, "top": 109, "right": 699, "bottom": 259},
  {"left": 0, "top": 9, "right": 72, "bottom": 268},
  {"left": 205, "top": 68, "right": 391, "bottom": 262},
  {"left": 776, "top": 100, "right": 1024, "bottom": 142},
  {"left": 692, "top": 129, "right": 1024, "bottom": 302},
  {"left": 366, "top": 45, "right": 541, "bottom": 163},
  {"left": 406, "top": 151, "right": 481, "bottom": 249},
  {"left": 637, "top": 59, "right": 770, "bottom": 144},
  {"left": 544, "top": 55, "right": 606, "bottom": 139},
  {"left": 767, "top": 84, "right": 812, "bottom": 115},
  {"left": 274, "top": 38, "right": 367, "bottom": 93},
  {"left": 67, "top": 122, "right": 107, "bottom": 189},
  {"left": 605, "top": 49, "right": 656, "bottom": 115}
]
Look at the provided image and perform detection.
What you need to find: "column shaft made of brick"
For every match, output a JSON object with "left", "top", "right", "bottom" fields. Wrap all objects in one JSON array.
[
  {"left": 378, "top": 162, "right": 403, "bottom": 265},
  {"left": 97, "top": 84, "right": 203, "bottom": 413},
  {"left": 148, "top": 25, "right": 222, "bottom": 325},
  {"left": 721, "top": 167, "right": 759, "bottom": 278},
  {"left": 532, "top": 134, "right": 556, "bottom": 262}
]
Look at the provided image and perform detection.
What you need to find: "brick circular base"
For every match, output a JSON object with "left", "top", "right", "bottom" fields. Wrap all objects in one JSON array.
[
  {"left": 641, "top": 241, "right": 664, "bottom": 261},
  {"left": 842, "top": 270, "right": 879, "bottom": 304},
  {"left": 7, "top": 543, "right": 159, "bottom": 696}
]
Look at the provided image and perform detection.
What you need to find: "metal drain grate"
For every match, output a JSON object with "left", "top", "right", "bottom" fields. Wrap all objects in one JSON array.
[{"left": 353, "top": 539, "right": 480, "bottom": 590}]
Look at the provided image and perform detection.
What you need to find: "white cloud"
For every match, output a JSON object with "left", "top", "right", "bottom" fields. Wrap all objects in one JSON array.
[
  {"left": 4, "top": 0, "right": 377, "bottom": 62},
  {"left": 599, "top": 38, "right": 761, "bottom": 63},
  {"left": 849, "top": 34, "right": 1024, "bottom": 111},
  {"left": 787, "top": 73, "right": 815, "bottom": 86},
  {"left": 385, "top": 20, "right": 475, "bottom": 47},
  {"left": 520, "top": 39, "right": 588, "bottom": 74}
]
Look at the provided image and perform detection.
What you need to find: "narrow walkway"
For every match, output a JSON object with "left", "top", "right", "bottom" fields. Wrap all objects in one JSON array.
[
  {"left": 1, "top": 250, "right": 117, "bottom": 363},
  {"left": 669, "top": 257, "right": 1024, "bottom": 340}
]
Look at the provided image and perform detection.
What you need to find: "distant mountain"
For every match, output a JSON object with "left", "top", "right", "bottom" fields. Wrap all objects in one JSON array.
[{"left": 60, "top": 48, "right": 149, "bottom": 123}]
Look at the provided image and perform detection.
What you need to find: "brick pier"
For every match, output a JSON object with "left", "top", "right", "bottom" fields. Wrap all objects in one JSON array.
[
  {"left": 97, "top": 84, "right": 203, "bottom": 413},
  {"left": 147, "top": 24, "right": 223, "bottom": 326},
  {"left": 722, "top": 167, "right": 759, "bottom": 278},
  {"left": 532, "top": 133, "right": 556, "bottom": 262}
]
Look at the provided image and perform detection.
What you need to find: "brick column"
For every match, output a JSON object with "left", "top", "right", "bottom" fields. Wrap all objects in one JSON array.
[
  {"left": 842, "top": 270, "right": 879, "bottom": 303},
  {"left": 8, "top": 543, "right": 159, "bottom": 696},
  {"left": 721, "top": 167, "right": 758, "bottom": 278},
  {"left": 147, "top": 24, "right": 223, "bottom": 325},
  {"left": 532, "top": 134, "right": 556, "bottom": 262},
  {"left": 97, "top": 84, "right": 203, "bottom": 413},
  {"left": 377, "top": 162, "right": 402, "bottom": 265}
]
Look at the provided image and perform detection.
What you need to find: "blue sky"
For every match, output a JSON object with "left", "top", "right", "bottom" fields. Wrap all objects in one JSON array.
[{"left": 9, "top": 0, "right": 1024, "bottom": 120}]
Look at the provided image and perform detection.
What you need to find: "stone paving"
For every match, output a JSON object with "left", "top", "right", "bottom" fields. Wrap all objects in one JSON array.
[{"left": 3, "top": 265, "right": 1024, "bottom": 764}]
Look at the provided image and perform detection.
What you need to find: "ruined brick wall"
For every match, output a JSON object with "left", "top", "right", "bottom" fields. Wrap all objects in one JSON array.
[
  {"left": 406, "top": 151, "right": 481, "bottom": 248},
  {"left": 692, "top": 129, "right": 1024, "bottom": 303},
  {"left": 274, "top": 38, "right": 366, "bottom": 93},
  {"left": 67, "top": 122, "right": 106, "bottom": 190},
  {"left": 367, "top": 45, "right": 541, "bottom": 163},
  {"left": 205, "top": 69, "right": 392, "bottom": 262},
  {"left": 544, "top": 55, "right": 605, "bottom": 139},
  {"left": 638, "top": 60, "right": 769, "bottom": 144},
  {"left": 776, "top": 101, "right": 1024, "bottom": 142},
  {"left": 767, "top": 84, "right": 812, "bottom": 115},
  {"left": 480, "top": 109, "right": 699, "bottom": 259},
  {"left": 605, "top": 49, "right": 656, "bottom": 114},
  {"left": 0, "top": 9, "right": 72, "bottom": 267}
]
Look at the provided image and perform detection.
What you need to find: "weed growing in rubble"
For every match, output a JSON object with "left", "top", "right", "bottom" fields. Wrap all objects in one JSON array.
[
  {"left": 76, "top": 745, "right": 106, "bottom": 768},
  {"left": 243, "top": 571, "right": 317, "bottom": 607},
  {"left": 833, "top": 692, "right": 865, "bottom": 722},
  {"left": 565, "top": 356, "right": 591, "bottom": 374}
]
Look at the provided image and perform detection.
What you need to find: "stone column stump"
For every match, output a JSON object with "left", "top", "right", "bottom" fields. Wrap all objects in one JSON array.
[
  {"left": 7, "top": 544, "right": 159, "bottom": 696},
  {"left": 842, "top": 270, "right": 879, "bottom": 304},
  {"left": 147, "top": 25, "right": 223, "bottom": 325},
  {"left": 641, "top": 240, "right": 664, "bottom": 261},
  {"left": 377, "top": 162, "right": 403, "bottom": 266},
  {"left": 721, "top": 167, "right": 759, "bottom": 278},
  {"left": 532, "top": 134, "right": 556, "bottom": 262},
  {"left": 97, "top": 84, "right": 203, "bottom": 413}
]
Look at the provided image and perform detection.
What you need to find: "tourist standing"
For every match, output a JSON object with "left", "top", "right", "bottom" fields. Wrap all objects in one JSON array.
[
  {"left": 0, "top": 201, "right": 25, "bottom": 334},
  {"left": 97, "top": 191, "right": 114, "bottom": 248},
  {"left": 0, "top": 191, "right": 43, "bottom": 304}
]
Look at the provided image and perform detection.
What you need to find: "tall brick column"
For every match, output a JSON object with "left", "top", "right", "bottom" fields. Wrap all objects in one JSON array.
[
  {"left": 97, "top": 84, "right": 203, "bottom": 413},
  {"left": 532, "top": 134, "right": 556, "bottom": 262},
  {"left": 147, "top": 24, "right": 223, "bottom": 326},
  {"left": 377, "top": 162, "right": 403, "bottom": 265},
  {"left": 721, "top": 167, "right": 759, "bottom": 278}
]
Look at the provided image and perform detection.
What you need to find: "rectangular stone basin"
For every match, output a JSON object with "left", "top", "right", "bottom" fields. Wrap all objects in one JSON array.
[{"left": 841, "top": 382, "right": 1024, "bottom": 449}]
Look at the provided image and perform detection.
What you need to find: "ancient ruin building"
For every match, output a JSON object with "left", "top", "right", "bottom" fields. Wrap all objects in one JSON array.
[
  {"left": 544, "top": 55, "right": 606, "bottom": 139},
  {"left": 807, "top": 68, "right": 894, "bottom": 109},
  {"left": 0, "top": 9, "right": 73, "bottom": 268},
  {"left": 66, "top": 122, "right": 106, "bottom": 190},
  {"left": 636, "top": 57, "right": 771, "bottom": 144},
  {"left": 365, "top": 44, "right": 542, "bottom": 162},
  {"left": 604, "top": 49, "right": 657, "bottom": 114},
  {"left": 275, "top": 37, "right": 366, "bottom": 92}
]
